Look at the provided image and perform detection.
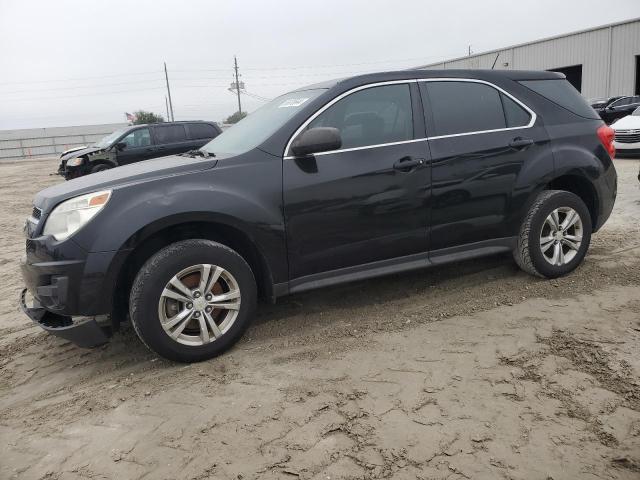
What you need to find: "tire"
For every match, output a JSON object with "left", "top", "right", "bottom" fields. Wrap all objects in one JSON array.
[
  {"left": 514, "top": 190, "right": 592, "bottom": 279},
  {"left": 129, "top": 239, "right": 257, "bottom": 362},
  {"left": 90, "top": 163, "right": 112, "bottom": 174}
]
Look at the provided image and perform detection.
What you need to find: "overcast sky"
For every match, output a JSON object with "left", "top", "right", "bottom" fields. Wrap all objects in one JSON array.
[{"left": 1, "top": 0, "right": 639, "bottom": 130}]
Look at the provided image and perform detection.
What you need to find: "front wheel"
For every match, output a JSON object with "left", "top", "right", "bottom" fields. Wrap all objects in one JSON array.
[
  {"left": 514, "top": 190, "right": 592, "bottom": 278},
  {"left": 90, "top": 163, "right": 113, "bottom": 174},
  {"left": 129, "top": 239, "right": 257, "bottom": 362}
]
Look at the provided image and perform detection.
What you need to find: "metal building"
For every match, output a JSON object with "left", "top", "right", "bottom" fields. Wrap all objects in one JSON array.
[{"left": 417, "top": 17, "right": 640, "bottom": 101}]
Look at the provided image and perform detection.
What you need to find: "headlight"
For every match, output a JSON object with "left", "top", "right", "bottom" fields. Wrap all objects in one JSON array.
[
  {"left": 43, "top": 190, "right": 111, "bottom": 241},
  {"left": 66, "top": 156, "right": 84, "bottom": 167}
]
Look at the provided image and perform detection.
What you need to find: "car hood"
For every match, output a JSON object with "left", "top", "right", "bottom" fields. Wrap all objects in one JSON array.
[
  {"left": 60, "top": 145, "right": 103, "bottom": 160},
  {"left": 612, "top": 115, "right": 640, "bottom": 130},
  {"left": 35, "top": 155, "right": 218, "bottom": 212},
  {"left": 60, "top": 145, "right": 88, "bottom": 157}
]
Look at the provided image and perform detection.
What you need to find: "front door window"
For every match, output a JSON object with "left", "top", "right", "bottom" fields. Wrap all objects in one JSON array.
[
  {"left": 306, "top": 84, "right": 414, "bottom": 150},
  {"left": 120, "top": 128, "right": 151, "bottom": 148}
]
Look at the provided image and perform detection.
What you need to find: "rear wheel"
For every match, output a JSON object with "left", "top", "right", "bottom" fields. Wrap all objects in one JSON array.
[
  {"left": 129, "top": 239, "right": 257, "bottom": 362},
  {"left": 514, "top": 190, "right": 592, "bottom": 278}
]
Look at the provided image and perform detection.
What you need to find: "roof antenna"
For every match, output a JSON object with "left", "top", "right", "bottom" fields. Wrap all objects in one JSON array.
[{"left": 491, "top": 53, "right": 500, "bottom": 70}]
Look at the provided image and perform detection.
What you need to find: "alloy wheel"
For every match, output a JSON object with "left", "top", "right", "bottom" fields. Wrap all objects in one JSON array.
[
  {"left": 539, "top": 207, "right": 583, "bottom": 266},
  {"left": 158, "top": 264, "right": 241, "bottom": 346}
]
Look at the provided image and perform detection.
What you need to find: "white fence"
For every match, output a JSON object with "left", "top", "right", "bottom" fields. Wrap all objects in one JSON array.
[{"left": 0, "top": 123, "right": 127, "bottom": 161}]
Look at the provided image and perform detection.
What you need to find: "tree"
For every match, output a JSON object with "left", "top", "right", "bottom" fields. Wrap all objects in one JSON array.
[
  {"left": 225, "top": 111, "right": 247, "bottom": 124},
  {"left": 133, "top": 110, "right": 164, "bottom": 125}
]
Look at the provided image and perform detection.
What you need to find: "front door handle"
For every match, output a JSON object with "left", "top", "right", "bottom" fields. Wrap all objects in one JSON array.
[
  {"left": 393, "top": 157, "right": 425, "bottom": 172},
  {"left": 509, "top": 137, "right": 534, "bottom": 149}
]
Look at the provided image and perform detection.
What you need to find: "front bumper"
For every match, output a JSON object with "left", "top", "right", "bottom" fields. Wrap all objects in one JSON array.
[
  {"left": 613, "top": 140, "right": 640, "bottom": 156},
  {"left": 20, "top": 289, "right": 109, "bottom": 348},
  {"left": 20, "top": 236, "right": 130, "bottom": 316}
]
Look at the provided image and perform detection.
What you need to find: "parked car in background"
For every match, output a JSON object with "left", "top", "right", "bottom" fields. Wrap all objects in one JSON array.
[
  {"left": 589, "top": 96, "right": 623, "bottom": 110},
  {"left": 612, "top": 106, "right": 640, "bottom": 157},
  {"left": 595, "top": 95, "right": 640, "bottom": 124},
  {"left": 22, "top": 70, "right": 617, "bottom": 362},
  {"left": 57, "top": 121, "right": 222, "bottom": 180}
]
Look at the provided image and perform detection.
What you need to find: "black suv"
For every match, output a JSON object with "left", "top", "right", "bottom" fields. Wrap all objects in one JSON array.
[
  {"left": 21, "top": 70, "right": 617, "bottom": 362},
  {"left": 57, "top": 121, "right": 222, "bottom": 179},
  {"left": 595, "top": 95, "right": 640, "bottom": 124}
]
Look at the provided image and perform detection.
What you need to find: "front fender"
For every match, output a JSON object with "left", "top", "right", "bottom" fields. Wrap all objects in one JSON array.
[{"left": 71, "top": 155, "right": 287, "bottom": 283}]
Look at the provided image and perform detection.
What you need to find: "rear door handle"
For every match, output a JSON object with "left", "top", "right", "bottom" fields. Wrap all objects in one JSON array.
[
  {"left": 509, "top": 137, "right": 534, "bottom": 149},
  {"left": 393, "top": 157, "right": 425, "bottom": 172}
]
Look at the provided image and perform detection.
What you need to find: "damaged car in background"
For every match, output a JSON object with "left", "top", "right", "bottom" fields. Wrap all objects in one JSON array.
[{"left": 57, "top": 121, "right": 222, "bottom": 180}]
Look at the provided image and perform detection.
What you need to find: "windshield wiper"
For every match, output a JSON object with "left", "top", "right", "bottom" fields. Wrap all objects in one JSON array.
[{"left": 180, "top": 149, "right": 215, "bottom": 158}]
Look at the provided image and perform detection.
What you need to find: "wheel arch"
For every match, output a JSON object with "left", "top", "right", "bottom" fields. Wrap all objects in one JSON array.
[
  {"left": 545, "top": 173, "right": 599, "bottom": 230},
  {"left": 111, "top": 216, "right": 276, "bottom": 325}
]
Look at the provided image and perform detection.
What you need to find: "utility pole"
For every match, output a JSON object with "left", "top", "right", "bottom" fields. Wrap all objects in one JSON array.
[
  {"left": 468, "top": 45, "right": 472, "bottom": 56},
  {"left": 165, "top": 95, "right": 170, "bottom": 122},
  {"left": 164, "top": 62, "right": 175, "bottom": 122},
  {"left": 234, "top": 56, "right": 242, "bottom": 114}
]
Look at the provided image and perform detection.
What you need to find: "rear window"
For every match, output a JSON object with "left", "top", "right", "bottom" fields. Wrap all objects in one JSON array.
[
  {"left": 519, "top": 79, "right": 599, "bottom": 119},
  {"left": 189, "top": 123, "right": 217, "bottom": 140}
]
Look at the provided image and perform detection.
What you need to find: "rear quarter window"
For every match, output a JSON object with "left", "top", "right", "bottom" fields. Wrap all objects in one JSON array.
[
  {"left": 189, "top": 123, "right": 218, "bottom": 140},
  {"left": 519, "top": 79, "right": 600, "bottom": 119}
]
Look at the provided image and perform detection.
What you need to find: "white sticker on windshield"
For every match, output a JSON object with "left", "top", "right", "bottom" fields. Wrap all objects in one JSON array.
[{"left": 278, "top": 98, "right": 309, "bottom": 108}]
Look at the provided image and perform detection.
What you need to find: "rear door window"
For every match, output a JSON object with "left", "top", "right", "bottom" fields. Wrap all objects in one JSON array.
[
  {"left": 154, "top": 124, "right": 188, "bottom": 144},
  {"left": 501, "top": 94, "right": 531, "bottom": 128},
  {"left": 421, "top": 81, "right": 506, "bottom": 136},
  {"left": 188, "top": 123, "right": 217, "bottom": 139}
]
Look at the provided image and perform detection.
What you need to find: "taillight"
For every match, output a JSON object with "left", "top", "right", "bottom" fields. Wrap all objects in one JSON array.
[{"left": 597, "top": 124, "right": 616, "bottom": 159}]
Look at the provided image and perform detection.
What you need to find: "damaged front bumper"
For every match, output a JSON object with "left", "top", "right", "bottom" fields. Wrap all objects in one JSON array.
[{"left": 20, "top": 289, "right": 110, "bottom": 348}]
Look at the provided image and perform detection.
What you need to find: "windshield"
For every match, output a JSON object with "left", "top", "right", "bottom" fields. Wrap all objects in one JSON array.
[
  {"left": 201, "top": 88, "right": 326, "bottom": 156},
  {"left": 93, "top": 129, "right": 127, "bottom": 148}
]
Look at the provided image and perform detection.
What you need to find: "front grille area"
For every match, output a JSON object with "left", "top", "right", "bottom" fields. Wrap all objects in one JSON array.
[
  {"left": 615, "top": 130, "right": 640, "bottom": 144},
  {"left": 32, "top": 207, "right": 41, "bottom": 220},
  {"left": 26, "top": 239, "right": 36, "bottom": 253}
]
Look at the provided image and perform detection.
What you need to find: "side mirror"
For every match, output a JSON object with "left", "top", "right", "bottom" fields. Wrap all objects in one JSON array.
[
  {"left": 606, "top": 105, "right": 615, "bottom": 111},
  {"left": 115, "top": 142, "right": 127, "bottom": 151},
  {"left": 290, "top": 127, "right": 341, "bottom": 157}
]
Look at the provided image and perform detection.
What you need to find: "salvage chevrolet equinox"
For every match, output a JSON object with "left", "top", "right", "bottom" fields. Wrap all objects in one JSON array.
[{"left": 20, "top": 70, "right": 617, "bottom": 362}]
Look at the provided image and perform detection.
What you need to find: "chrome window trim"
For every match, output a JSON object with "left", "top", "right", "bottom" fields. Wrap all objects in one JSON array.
[
  {"left": 301, "top": 138, "right": 429, "bottom": 157},
  {"left": 417, "top": 78, "right": 537, "bottom": 137},
  {"left": 283, "top": 77, "right": 537, "bottom": 159}
]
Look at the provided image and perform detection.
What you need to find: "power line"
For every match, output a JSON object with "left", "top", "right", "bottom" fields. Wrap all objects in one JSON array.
[
  {"left": 2, "top": 78, "right": 166, "bottom": 95},
  {"left": 0, "top": 53, "right": 460, "bottom": 87},
  {"left": 242, "top": 90, "right": 271, "bottom": 102},
  {"left": 0, "top": 70, "right": 163, "bottom": 86},
  {"left": 0, "top": 86, "right": 166, "bottom": 102}
]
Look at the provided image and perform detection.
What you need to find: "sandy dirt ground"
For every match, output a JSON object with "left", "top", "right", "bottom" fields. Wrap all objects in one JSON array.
[{"left": 1, "top": 158, "right": 639, "bottom": 480}]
